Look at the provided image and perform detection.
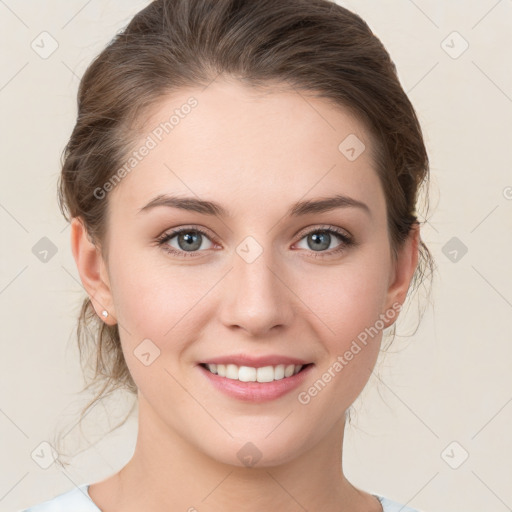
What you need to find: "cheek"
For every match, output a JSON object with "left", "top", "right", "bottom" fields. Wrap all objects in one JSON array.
[
  {"left": 296, "top": 253, "right": 391, "bottom": 342},
  {"left": 293, "top": 254, "right": 390, "bottom": 397},
  {"left": 106, "top": 243, "right": 217, "bottom": 388},
  {"left": 107, "top": 233, "right": 205, "bottom": 334},
  {"left": 108, "top": 267, "right": 199, "bottom": 402}
]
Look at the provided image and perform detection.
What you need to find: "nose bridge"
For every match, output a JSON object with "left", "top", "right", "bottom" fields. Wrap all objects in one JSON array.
[{"left": 219, "top": 233, "right": 292, "bottom": 335}]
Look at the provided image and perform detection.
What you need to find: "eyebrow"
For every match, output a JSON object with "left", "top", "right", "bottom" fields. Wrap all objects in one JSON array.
[{"left": 137, "top": 193, "right": 371, "bottom": 218}]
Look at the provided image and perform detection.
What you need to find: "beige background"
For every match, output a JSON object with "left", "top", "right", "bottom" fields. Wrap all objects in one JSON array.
[{"left": 1, "top": 1, "right": 511, "bottom": 511}]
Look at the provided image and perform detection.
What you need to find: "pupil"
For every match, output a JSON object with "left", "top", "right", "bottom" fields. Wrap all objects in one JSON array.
[
  {"left": 310, "top": 232, "right": 329, "bottom": 251},
  {"left": 180, "top": 232, "right": 201, "bottom": 251}
]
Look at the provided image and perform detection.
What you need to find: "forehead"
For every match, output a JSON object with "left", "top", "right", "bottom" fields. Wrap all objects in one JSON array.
[{"left": 110, "top": 78, "right": 385, "bottom": 217}]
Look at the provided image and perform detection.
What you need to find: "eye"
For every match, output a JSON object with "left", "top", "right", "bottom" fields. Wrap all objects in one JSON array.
[
  {"left": 294, "top": 225, "right": 355, "bottom": 258},
  {"left": 156, "top": 226, "right": 215, "bottom": 257}
]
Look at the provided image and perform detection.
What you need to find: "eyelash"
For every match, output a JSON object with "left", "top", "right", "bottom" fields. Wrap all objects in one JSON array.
[{"left": 155, "top": 224, "right": 355, "bottom": 259}]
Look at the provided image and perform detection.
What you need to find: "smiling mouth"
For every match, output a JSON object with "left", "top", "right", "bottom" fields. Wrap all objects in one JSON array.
[{"left": 199, "top": 363, "right": 313, "bottom": 383}]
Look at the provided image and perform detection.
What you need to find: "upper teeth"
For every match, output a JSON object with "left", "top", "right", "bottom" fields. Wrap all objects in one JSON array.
[{"left": 205, "top": 363, "right": 303, "bottom": 382}]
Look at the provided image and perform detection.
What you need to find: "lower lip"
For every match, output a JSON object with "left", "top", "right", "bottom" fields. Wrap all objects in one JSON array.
[{"left": 198, "top": 364, "right": 314, "bottom": 403}]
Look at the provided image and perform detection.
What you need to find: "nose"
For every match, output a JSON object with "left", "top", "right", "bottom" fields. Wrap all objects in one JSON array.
[{"left": 217, "top": 241, "right": 295, "bottom": 338}]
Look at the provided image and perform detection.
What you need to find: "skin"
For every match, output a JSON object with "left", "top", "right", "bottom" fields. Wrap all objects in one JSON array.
[{"left": 71, "top": 76, "right": 419, "bottom": 512}]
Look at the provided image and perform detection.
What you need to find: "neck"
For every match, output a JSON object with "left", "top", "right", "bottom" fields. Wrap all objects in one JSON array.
[{"left": 110, "top": 394, "right": 375, "bottom": 512}]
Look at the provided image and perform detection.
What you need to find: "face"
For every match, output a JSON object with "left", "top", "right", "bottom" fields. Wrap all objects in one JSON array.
[{"left": 77, "top": 77, "right": 417, "bottom": 468}]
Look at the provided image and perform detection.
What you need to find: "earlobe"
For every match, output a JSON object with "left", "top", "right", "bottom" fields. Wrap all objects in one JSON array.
[
  {"left": 70, "top": 217, "right": 117, "bottom": 325},
  {"left": 382, "top": 223, "right": 420, "bottom": 328}
]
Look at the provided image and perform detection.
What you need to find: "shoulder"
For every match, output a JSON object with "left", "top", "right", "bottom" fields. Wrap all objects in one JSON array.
[
  {"left": 17, "top": 484, "right": 100, "bottom": 512},
  {"left": 374, "top": 494, "right": 423, "bottom": 512}
]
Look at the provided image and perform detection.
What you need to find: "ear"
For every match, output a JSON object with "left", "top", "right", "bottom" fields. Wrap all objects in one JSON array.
[
  {"left": 381, "top": 222, "right": 420, "bottom": 328},
  {"left": 70, "top": 217, "right": 117, "bottom": 325}
]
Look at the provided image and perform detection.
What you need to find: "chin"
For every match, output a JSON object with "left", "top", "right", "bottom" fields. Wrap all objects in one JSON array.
[{"left": 200, "top": 431, "right": 308, "bottom": 470}]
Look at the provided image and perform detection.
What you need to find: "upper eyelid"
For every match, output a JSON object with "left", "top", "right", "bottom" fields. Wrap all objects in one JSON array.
[{"left": 295, "top": 224, "right": 351, "bottom": 239}]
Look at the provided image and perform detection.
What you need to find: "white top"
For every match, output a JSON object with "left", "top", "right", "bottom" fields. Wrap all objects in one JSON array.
[{"left": 18, "top": 483, "right": 422, "bottom": 511}]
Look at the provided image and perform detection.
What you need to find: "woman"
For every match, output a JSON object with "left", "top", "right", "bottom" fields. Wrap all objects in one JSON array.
[{"left": 21, "top": 0, "right": 434, "bottom": 510}]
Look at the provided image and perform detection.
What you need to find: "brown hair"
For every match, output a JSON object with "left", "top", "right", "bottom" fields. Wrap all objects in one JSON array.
[{"left": 54, "top": 0, "right": 435, "bottom": 464}]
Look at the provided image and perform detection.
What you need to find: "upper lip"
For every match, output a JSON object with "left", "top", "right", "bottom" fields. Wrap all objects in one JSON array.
[{"left": 200, "top": 354, "right": 313, "bottom": 368}]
